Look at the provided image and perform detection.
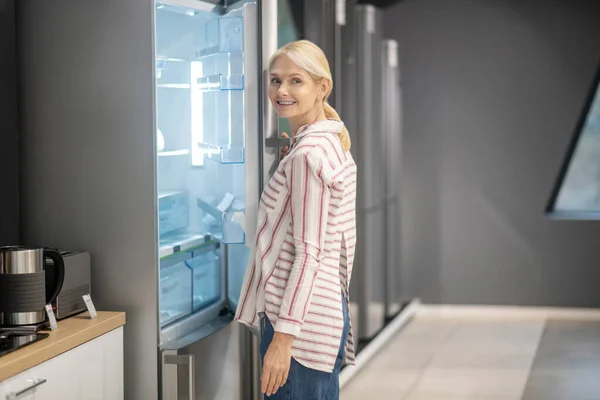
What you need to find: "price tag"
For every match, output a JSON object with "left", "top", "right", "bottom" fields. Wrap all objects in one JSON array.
[
  {"left": 45, "top": 304, "right": 58, "bottom": 331},
  {"left": 82, "top": 294, "right": 97, "bottom": 319}
]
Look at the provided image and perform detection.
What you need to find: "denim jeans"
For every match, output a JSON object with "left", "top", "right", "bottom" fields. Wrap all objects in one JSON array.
[{"left": 260, "top": 294, "right": 350, "bottom": 400}]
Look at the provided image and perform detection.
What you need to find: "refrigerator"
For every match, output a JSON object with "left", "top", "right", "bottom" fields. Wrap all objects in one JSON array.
[
  {"left": 382, "top": 39, "right": 403, "bottom": 320},
  {"left": 341, "top": 3, "right": 404, "bottom": 348},
  {"left": 17, "top": 0, "right": 283, "bottom": 399},
  {"left": 342, "top": 3, "right": 387, "bottom": 344}
]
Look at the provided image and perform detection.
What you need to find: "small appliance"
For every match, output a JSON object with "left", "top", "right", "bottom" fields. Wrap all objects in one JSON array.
[
  {"left": 48, "top": 250, "right": 91, "bottom": 320},
  {"left": 0, "top": 246, "right": 65, "bottom": 326}
]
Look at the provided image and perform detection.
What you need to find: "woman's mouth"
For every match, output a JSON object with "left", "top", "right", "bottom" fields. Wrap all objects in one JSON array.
[{"left": 277, "top": 100, "right": 297, "bottom": 108}]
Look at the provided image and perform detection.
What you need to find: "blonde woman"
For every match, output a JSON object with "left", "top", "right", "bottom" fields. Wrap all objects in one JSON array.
[{"left": 235, "top": 40, "right": 357, "bottom": 399}]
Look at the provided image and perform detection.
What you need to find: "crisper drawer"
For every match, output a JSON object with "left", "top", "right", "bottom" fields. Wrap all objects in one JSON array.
[
  {"left": 186, "top": 248, "right": 221, "bottom": 311},
  {"left": 160, "top": 252, "right": 193, "bottom": 327},
  {"left": 158, "top": 191, "right": 189, "bottom": 235}
]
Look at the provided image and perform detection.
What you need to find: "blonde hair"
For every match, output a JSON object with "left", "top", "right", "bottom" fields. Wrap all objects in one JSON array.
[{"left": 269, "top": 40, "right": 351, "bottom": 152}]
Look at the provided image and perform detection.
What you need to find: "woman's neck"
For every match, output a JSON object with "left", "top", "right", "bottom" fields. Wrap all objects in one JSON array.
[{"left": 289, "top": 108, "right": 327, "bottom": 137}]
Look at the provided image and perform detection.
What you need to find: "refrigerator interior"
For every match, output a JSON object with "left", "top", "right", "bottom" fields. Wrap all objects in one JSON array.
[{"left": 155, "top": 1, "right": 252, "bottom": 342}]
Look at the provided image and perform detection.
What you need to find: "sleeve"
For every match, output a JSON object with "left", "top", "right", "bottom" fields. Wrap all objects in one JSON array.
[{"left": 274, "top": 150, "right": 331, "bottom": 337}]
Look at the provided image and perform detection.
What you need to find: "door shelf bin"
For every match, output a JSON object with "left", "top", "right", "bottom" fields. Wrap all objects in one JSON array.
[
  {"left": 197, "top": 197, "right": 245, "bottom": 245},
  {"left": 197, "top": 16, "right": 244, "bottom": 57},
  {"left": 191, "top": 52, "right": 245, "bottom": 166},
  {"left": 186, "top": 249, "right": 221, "bottom": 311},
  {"left": 222, "top": 211, "right": 245, "bottom": 244},
  {"left": 159, "top": 252, "right": 193, "bottom": 327}
]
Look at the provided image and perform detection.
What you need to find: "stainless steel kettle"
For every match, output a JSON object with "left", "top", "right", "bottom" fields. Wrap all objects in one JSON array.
[{"left": 0, "top": 246, "right": 66, "bottom": 326}]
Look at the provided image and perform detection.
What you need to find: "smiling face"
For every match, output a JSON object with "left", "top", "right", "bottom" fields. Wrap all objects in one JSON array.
[{"left": 269, "top": 54, "right": 328, "bottom": 125}]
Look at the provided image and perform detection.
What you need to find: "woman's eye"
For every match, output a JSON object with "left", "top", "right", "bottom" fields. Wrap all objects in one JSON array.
[
  {"left": 292, "top": 79, "right": 302, "bottom": 84},
  {"left": 271, "top": 78, "right": 280, "bottom": 84}
]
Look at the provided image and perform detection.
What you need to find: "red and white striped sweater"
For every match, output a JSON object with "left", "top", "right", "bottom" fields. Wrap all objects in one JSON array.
[{"left": 235, "top": 119, "right": 357, "bottom": 372}]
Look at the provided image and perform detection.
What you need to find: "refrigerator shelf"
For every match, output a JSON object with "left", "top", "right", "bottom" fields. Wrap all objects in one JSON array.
[
  {"left": 157, "top": 83, "right": 191, "bottom": 89},
  {"left": 158, "top": 149, "right": 190, "bottom": 157},
  {"left": 159, "top": 232, "right": 214, "bottom": 259},
  {"left": 197, "top": 142, "right": 244, "bottom": 164},
  {"left": 196, "top": 74, "right": 244, "bottom": 91}
]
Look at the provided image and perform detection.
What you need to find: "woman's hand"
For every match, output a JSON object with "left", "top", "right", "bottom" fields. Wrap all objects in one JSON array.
[
  {"left": 280, "top": 132, "right": 290, "bottom": 161},
  {"left": 262, "top": 332, "right": 294, "bottom": 396}
]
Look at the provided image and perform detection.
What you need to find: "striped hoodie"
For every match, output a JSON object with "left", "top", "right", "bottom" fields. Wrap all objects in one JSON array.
[{"left": 234, "top": 119, "right": 357, "bottom": 372}]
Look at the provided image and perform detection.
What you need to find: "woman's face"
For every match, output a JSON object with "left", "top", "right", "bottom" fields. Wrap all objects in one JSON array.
[{"left": 269, "top": 55, "right": 326, "bottom": 121}]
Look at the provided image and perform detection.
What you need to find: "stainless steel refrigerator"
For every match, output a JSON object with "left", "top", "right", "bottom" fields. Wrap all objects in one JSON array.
[
  {"left": 382, "top": 39, "right": 403, "bottom": 320},
  {"left": 341, "top": 3, "right": 404, "bottom": 347},
  {"left": 17, "top": 0, "right": 283, "bottom": 399}
]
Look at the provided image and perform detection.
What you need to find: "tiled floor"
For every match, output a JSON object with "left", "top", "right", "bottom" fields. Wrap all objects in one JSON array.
[{"left": 341, "top": 314, "right": 600, "bottom": 400}]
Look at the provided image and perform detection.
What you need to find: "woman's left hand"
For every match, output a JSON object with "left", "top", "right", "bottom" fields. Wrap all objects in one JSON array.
[{"left": 262, "top": 332, "right": 294, "bottom": 396}]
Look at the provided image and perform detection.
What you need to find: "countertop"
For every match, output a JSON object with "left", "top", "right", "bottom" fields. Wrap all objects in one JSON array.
[{"left": 0, "top": 311, "right": 126, "bottom": 381}]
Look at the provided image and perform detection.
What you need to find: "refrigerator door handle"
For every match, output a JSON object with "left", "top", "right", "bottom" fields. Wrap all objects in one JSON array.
[
  {"left": 164, "top": 354, "right": 195, "bottom": 400},
  {"left": 264, "top": 136, "right": 292, "bottom": 149}
]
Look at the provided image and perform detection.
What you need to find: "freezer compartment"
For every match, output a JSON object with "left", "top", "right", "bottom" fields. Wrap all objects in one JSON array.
[
  {"left": 160, "top": 252, "right": 193, "bottom": 327},
  {"left": 158, "top": 191, "right": 189, "bottom": 236},
  {"left": 186, "top": 248, "right": 221, "bottom": 311}
]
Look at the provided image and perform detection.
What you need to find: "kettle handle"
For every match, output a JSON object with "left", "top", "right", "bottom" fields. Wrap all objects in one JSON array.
[{"left": 43, "top": 249, "right": 65, "bottom": 305}]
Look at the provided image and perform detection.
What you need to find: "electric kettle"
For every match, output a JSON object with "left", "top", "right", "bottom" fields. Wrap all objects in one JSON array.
[{"left": 0, "top": 246, "right": 66, "bottom": 326}]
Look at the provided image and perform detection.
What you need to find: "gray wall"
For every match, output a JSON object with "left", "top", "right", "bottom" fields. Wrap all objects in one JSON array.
[
  {"left": 0, "top": 0, "right": 19, "bottom": 245},
  {"left": 385, "top": 0, "right": 600, "bottom": 306},
  {"left": 17, "top": 1, "right": 158, "bottom": 398}
]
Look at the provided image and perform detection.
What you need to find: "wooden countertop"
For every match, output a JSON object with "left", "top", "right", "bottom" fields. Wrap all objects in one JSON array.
[{"left": 0, "top": 311, "right": 126, "bottom": 382}]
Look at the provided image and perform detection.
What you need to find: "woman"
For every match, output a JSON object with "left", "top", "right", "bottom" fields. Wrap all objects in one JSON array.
[{"left": 235, "top": 40, "right": 357, "bottom": 400}]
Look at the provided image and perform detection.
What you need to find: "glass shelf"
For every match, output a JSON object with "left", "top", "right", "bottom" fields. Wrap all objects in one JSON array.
[
  {"left": 157, "top": 83, "right": 192, "bottom": 89},
  {"left": 196, "top": 74, "right": 244, "bottom": 91},
  {"left": 158, "top": 149, "right": 190, "bottom": 157},
  {"left": 159, "top": 231, "right": 214, "bottom": 259},
  {"left": 197, "top": 142, "right": 244, "bottom": 164}
]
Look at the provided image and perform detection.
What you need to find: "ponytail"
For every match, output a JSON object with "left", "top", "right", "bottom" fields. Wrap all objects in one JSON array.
[{"left": 324, "top": 102, "right": 351, "bottom": 152}]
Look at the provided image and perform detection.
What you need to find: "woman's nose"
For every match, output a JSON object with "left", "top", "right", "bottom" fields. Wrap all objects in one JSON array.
[{"left": 277, "top": 83, "right": 289, "bottom": 96}]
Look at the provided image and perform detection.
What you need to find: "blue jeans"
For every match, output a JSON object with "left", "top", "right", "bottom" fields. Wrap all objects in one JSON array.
[{"left": 260, "top": 294, "right": 350, "bottom": 400}]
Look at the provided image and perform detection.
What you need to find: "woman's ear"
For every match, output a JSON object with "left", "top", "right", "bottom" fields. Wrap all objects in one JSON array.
[{"left": 320, "top": 79, "right": 332, "bottom": 101}]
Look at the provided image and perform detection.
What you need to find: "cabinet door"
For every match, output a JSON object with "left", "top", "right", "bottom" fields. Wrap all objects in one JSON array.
[{"left": 2, "top": 328, "right": 123, "bottom": 400}]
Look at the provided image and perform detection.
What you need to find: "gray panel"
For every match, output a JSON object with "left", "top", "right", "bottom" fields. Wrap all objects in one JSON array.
[
  {"left": 384, "top": 0, "right": 600, "bottom": 306},
  {"left": 0, "top": 0, "right": 19, "bottom": 245},
  {"left": 17, "top": 1, "right": 158, "bottom": 399}
]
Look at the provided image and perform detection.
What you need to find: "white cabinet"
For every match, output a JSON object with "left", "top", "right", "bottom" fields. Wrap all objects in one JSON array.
[{"left": 1, "top": 327, "right": 123, "bottom": 400}]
